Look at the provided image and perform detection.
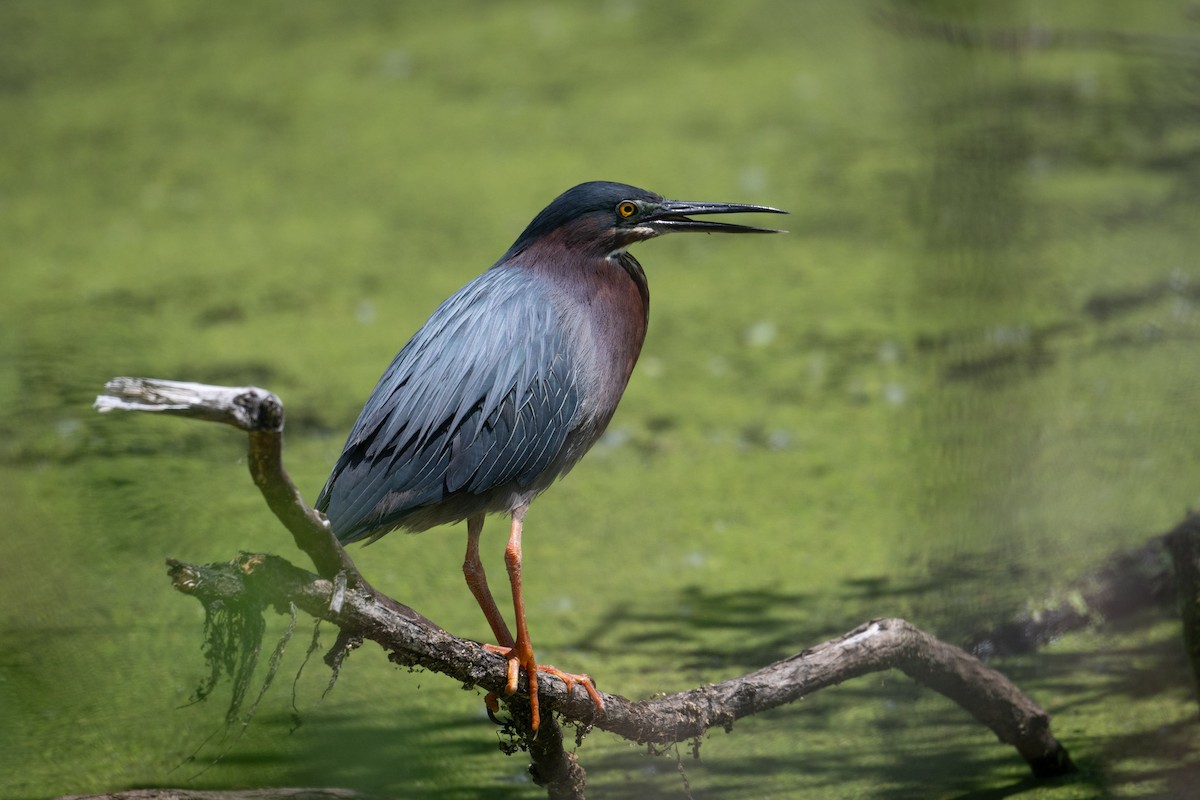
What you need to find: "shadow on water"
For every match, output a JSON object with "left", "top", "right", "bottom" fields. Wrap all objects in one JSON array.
[
  {"left": 911, "top": 282, "right": 1200, "bottom": 389},
  {"left": 564, "top": 584, "right": 849, "bottom": 674},
  {"left": 580, "top": 679, "right": 1066, "bottom": 799},
  {"left": 577, "top": 603, "right": 1194, "bottom": 799},
  {"left": 279, "top": 710, "right": 538, "bottom": 800},
  {"left": 7, "top": 2, "right": 1200, "bottom": 798},
  {"left": 146, "top": 704, "right": 539, "bottom": 800}
]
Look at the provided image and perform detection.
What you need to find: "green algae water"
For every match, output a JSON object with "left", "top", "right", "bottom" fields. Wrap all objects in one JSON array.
[{"left": 3, "top": 2, "right": 1199, "bottom": 798}]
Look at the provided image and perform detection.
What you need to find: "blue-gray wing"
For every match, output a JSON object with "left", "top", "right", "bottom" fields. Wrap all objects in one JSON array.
[{"left": 316, "top": 268, "right": 581, "bottom": 543}]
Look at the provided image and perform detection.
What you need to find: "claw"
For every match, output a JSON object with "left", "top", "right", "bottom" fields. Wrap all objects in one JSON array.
[
  {"left": 538, "top": 663, "right": 605, "bottom": 720},
  {"left": 481, "top": 642, "right": 604, "bottom": 731},
  {"left": 483, "top": 642, "right": 522, "bottom": 695},
  {"left": 484, "top": 692, "right": 503, "bottom": 725}
]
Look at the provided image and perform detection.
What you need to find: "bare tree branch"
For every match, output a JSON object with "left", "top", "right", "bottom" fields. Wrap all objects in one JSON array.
[
  {"left": 94, "top": 377, "right": 1078, "bottom": 798},
  {"left": 97, "top": 378, "right": 358, "bottom": 582},
  {"left": 168, "top": 553, "right": 1074, "bottom": 778}
]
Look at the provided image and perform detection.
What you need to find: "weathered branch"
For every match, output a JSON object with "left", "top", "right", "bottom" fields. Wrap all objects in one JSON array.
[
  {"left": 95, "top": 377, "right": 1077, "bottom": 798},
  {"left": 169, "top": 552, "right": 1074, "bottom": 778},
  {"left": 95, "top": 379, "right": 433, "bottom": 630},
  {"left": 97, "top": 378, "right": 356, "bottom": 581}
]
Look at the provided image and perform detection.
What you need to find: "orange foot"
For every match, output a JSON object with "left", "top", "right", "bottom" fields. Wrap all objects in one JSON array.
[{"left": 482, "top": 642, "right": 605, "bottom": 731}]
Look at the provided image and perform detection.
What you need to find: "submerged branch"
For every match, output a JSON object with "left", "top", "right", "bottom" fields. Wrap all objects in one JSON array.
[
  {"left": 967, "top": 530, "right": 1176, "bottom": 658},
  {"left": 1166, "top": 512, "right": 1200, "bottom": 704}
]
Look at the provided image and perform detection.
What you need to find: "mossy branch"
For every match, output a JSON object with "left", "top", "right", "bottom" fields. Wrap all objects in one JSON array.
[
  {"left": 170, "top": 551, "right": 1078, "bottom": 776},
  {"left": 95, "top": 377, "right": 1078, "bottom": 799}
]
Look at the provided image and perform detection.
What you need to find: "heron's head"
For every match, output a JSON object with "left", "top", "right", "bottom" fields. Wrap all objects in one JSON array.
[{"left": 503, "top": 181, "right": 786, "bottom": 260}]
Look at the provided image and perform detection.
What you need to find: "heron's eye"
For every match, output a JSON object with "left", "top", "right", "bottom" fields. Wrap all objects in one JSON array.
[{"left": 617, "top": 201, "right": 638, "bottom": 219}]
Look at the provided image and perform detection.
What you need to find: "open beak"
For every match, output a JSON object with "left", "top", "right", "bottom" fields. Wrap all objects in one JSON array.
[{"left": 646, "top": 199, "right": 788, "bottom": 234}]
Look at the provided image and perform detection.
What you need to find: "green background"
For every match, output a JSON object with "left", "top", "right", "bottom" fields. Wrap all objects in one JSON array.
[{"left": 3, "top": 1, "right": 1199, "bottom": 797}]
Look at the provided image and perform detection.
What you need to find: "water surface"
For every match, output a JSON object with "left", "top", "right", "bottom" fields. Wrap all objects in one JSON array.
[{"left": 2, "top": 2, "right": 1199, "bottom": 798}]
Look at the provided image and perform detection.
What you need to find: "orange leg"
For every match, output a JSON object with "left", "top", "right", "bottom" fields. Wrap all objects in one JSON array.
[
  {"left": 463, "top": 514, "right": 518, "bottom": 720},
  {"left": 463, "top": 508, "right": 605, "bottom": 732},
  {"left": 504, "top": 507, "right": 539, "bottom": 721},
  {"left": 462, "top": 513, "right": 515, "bottom": 648},
  {"left": 501, "top": 506, "right": 604, "bottom": 731}
]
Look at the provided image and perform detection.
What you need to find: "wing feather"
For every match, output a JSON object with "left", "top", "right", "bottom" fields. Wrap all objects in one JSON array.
[{"left": 316, "top": 268, "right": 582, "bottom": 542}]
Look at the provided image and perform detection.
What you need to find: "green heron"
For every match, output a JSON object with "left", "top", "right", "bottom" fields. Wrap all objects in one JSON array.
[{"left": 317, "top": 181, "right": 785, "bottom": 730}]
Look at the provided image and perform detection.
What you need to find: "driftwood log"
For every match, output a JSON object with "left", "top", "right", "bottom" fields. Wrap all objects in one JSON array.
[
  {"left": 1167, "top": 514, "right": 1200, "bottom": 704},
  {"left": 93, "top": 377, "right": 1077, "bottom": 800}
]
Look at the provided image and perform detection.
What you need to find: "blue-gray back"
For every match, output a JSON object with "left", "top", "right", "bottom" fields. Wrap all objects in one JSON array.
[{"left": 317, "top": 267, "right": 582, "bottom": 542}]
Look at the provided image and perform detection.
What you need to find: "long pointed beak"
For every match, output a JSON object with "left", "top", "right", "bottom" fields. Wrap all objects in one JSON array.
[{"left": 647, "top": 199, "right": 788, "bottom": 234}]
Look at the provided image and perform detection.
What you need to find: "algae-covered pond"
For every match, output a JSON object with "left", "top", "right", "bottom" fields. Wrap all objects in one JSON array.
[{"left": 3, "top": 2, "right": 1200, "bottom": 798}]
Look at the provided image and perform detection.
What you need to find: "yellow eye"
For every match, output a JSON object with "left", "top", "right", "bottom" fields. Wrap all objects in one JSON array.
[{"left": 617, "top": 201, "right": 638, "bottom": 218}]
